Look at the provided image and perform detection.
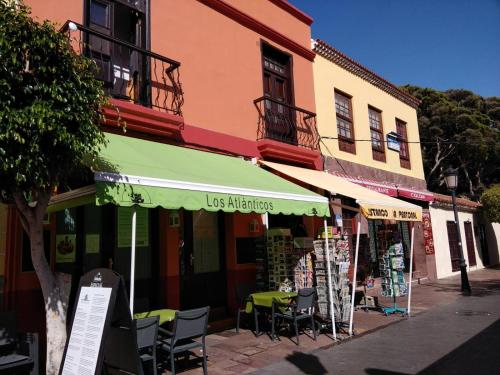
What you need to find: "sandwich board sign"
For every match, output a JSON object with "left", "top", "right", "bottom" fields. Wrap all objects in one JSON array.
[{"left": 59, "top": 268, "right": 143, "bottom": 375}]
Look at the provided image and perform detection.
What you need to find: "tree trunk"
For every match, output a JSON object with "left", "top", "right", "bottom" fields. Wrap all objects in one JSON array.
[
  {"left": 28, "top": 214, "right": 69, "bottom": 375},
  {"left": 14, "top": 191, "right": 69, "bottom": 375}
]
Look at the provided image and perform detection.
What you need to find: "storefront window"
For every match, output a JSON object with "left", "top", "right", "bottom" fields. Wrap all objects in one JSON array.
[
  {"left": 192, "top": 211, "right": 220, "bottom": 273},
  {"left": 55, "top": 208, "right": 77, "bottom": 265}
]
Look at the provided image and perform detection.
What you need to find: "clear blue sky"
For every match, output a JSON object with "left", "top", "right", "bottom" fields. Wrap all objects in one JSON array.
[{"left": 290, "top": 0, "right": 500, "bottom": 98}]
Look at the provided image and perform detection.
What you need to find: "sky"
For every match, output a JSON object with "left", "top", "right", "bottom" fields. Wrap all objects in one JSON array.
[{"left": 289, "top": 0, "right": 500, "bottom": 98}]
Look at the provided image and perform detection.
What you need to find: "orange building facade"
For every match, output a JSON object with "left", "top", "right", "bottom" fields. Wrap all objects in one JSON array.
[{"left": 2, "top": 0, "right": 324, "bottom": 335}]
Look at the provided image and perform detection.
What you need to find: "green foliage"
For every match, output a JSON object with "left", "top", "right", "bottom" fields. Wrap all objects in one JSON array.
[
  {"left": 481, "top": 184, "right": 500, "bottom": 223},
  {"left": 0, "top": 1, "right": 107, "bottom": 200},
  {"left": 401, "top": 85, "right": 500, "bottom": 199}
]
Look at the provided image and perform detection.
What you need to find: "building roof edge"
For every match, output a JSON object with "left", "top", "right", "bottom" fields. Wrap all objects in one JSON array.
[{"left": 313, "top": 39, "right": 421, "bottom": 109}]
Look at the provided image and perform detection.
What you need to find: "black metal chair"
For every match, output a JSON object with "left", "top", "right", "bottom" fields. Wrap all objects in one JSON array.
[
  {"left": 136, "top": 316, "right": 159, "bottom": 375},
  {"left": 0, "top": 312, "right": 38, "bottom": 375},
  {"left": 159, "top": 306, "right": 210, "bottom": 375},
  {"left": 235, "top": 283, "right": 259, "bottom": 334},
  {"left": 271, "top": 288, "right": 317, "bottom": 345}
]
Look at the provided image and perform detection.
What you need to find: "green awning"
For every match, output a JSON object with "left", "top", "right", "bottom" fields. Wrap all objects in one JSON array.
[{"left": 95, "top": 133, "right": 329, "bottom": 217}]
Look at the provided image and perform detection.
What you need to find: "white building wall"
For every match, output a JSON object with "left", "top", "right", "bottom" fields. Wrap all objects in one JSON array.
[
  {"left": 483, "top": 222, "right": 500, "bottom": 266},
  {"left": 429, "top": 205, "right": 484, "bottom": 279}
]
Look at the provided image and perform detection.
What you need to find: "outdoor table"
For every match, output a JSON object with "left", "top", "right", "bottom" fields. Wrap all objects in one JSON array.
[
  {"left": 245, "top": 291, "right": 297, "bottom": 313},
  {"left": 134, "top": 309, "right": 177, "bottom": 326}
]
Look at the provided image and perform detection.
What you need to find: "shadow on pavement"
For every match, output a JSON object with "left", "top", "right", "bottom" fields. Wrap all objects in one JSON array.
[
  {"left": 365, "top": 318, "right": 500, "bottom": 375},
  {"left": 417, "top": 318, "right": 500, "bottom": 374},
  {"left": 424, "top": 278, "right": 500, "bottom": 297},
  {"left": 285, "top": 351, "right": 327, "bottom": 375}
]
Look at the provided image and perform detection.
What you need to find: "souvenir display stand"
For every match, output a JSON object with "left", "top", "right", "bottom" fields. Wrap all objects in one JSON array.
[
  {"left": 266, "top": 228, "right": 294, "bottom": 291},
  {"left": 255, "top": 236, "right": 268, "bottom": 291},
  {"left": 293, "top": 237, "right": 314, "bottom": 290},
  {"left": 313, "top": 236, "right": 351, "bottom": 331},
  {"left": 379, "top": 243, "right": 408, "bottom": 315},
  {"left": 264, "top": 230, "right": 314, "bottom": 292}
]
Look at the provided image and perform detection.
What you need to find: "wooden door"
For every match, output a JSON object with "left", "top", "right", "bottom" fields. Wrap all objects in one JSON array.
[
  {"left": 262, "top": 52, "right": 296, "bottom": 144},
  {"left": 464, "top": 222, "right": 477, "bottom": 266},
  {"left": 446, "top": 221, "right": 461, "bottom": 272}
]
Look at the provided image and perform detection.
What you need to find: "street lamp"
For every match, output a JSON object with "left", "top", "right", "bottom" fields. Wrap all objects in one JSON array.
[{"left": 444, "top": 167, "right": 471, "bottom": 295}]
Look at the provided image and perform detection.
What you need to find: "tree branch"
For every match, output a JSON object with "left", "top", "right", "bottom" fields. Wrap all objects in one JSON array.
[{"left": 13, "top": 191, "right": 35, "bottom": 232}]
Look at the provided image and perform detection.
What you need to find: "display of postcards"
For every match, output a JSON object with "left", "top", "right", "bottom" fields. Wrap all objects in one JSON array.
[
  {"left": 391, "top": 256, "right": 405, "bottom": 270},
  {"left": 398, "top": 283, "right": 408, "bottom": 296},
  {"left": 316, "top": 269, "right": 326, "bottom": 276},
  {"left": 394, "top": 244, "right": 404, "bottom": 255},
  {"left": 396, "top": 272, "right": 406, "bottom": 284},
  {"left": 381, "top": 277, "right": 392, "bottom": 286},
  {"left": 317, "top": 288, "right": 328, "bottom": 300},
  {"left": 338, "top": 261, "right": 349, "bottom": 274},
  {"left": 381, "top": 289, "right": 394, "bottom": 298},
  {"left": 341, "top": 304, "right": 351, "bottom": 321}
]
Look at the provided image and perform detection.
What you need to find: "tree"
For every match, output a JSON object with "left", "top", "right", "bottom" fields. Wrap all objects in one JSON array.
[
  {"left": 401, "top": 86, "right": 500, "bottom": 199},
  {"left": 0, "top": 2, "right": 107, "bottom": 373},
  {"left": 481, "top": 184, "right": 500, "bottom": 223}
]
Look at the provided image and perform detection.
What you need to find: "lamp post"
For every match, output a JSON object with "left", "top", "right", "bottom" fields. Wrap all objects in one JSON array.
[{"left": 444, "top": 167, "right": 471, "bottom": 295}]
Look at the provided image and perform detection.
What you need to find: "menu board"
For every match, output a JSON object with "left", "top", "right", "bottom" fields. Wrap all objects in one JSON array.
[
  {"left": 61, "top": 287, "right": 112, "bottom": 375},
  {"left": 116, "top": 207, "right": 149, "bottom": 248}
]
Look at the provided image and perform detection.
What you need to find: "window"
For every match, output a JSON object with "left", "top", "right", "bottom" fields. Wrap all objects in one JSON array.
[
  {"left": 335, "top": 90, "right": 355, "bottom": 154},
  {"left": 90, "top": 0, "right": 110, "bottom": 28},
  {"left": 396, "top": 119, "right": 411, "bottom": 169},
  {"left": 368, "top": 106, "right": 385, "bottom": 162},
  {"left": 261, "top": 43, "right": 295, "bottom": 144}
]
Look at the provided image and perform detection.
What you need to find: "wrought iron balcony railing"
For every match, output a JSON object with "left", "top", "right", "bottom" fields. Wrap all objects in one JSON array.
[
  {"left": 61, "top": 21, "right": 183, "bottom": 115},
  {"left": 254, "top": 96, "right": 320, "bottom": 150}
]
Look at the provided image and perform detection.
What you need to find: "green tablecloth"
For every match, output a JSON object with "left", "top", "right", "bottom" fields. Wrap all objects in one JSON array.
[
  {"left": 245, "top": 291, "right": 297, "bottom": 313},
  {"left": 134, "top": 309, "right": 177, "bottom": 325}
]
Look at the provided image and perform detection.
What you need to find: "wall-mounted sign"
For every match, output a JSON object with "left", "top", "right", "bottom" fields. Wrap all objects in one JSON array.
[
  {"left": 169, "top": 211, "right": 180, "bottom": 227},
  {"left": 86, "top": 234, "right": 100, "bottom": 254},
  {"left": 387, "top": 132, "right": 401, "bottom": 152},
  {"left": 117, "top": 207, "right": 149, "bottom": 248},
  {"left": 422, "top": 212, "right": 435, "bottom": 255},
  {"left": 56, "top": 234, "right": 76, "bottom": 263}
]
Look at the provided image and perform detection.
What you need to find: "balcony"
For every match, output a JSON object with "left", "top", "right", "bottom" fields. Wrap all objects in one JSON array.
[
  {"left": 254, "top": 96, "right": 319, "bottom": 151},
  {"left": 61, "top": 21, "right": 183, "bottom": 116},
  {"left": 254, "top": 97, "right": 321, "bottom": 169}
]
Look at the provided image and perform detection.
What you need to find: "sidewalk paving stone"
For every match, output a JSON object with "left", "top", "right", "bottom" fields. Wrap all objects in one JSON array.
[{"left": 162, "top": 266, "right": 500, "bottom": 375}]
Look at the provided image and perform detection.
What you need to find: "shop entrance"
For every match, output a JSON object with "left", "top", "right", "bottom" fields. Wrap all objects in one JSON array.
[{"left": 181, "top": 211, "right": 227, "bottom": 311}]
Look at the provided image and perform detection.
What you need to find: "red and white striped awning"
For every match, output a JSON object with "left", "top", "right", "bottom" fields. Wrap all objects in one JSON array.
[
  {"left": 332, "top": 172, "right": 398, "bottom": 197},
  {"left": 332, "top": 172, "right": 433, "bottom": 202}
]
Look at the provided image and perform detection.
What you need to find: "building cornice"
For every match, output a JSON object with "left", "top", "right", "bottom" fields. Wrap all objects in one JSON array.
[
  {"left": 432, "top": 193, "right": 481, "bottom": 210},
  {"left": 197, "top": 0, "right": 315, "bottom": 61},
  {"left": 268, "top": 0, "right": 313, "bottom": 25},
  {"left": 313, "top": 39, "right": 421, "bottom": 109}
]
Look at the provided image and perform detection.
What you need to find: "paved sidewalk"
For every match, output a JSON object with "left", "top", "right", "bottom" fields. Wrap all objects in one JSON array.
[
  {"left": 174, "top": 266, "right": 500, "bottom": 375},
  {"left": 255, "top": 275, "right": 500, "bottom": 375}
]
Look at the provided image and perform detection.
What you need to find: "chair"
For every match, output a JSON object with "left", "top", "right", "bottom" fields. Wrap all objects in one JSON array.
[
  {"left": 159, "top": 306, "right": 210, "bottom": 375},
  {"left": 271, "top": 288, "right": 317, "bottom": 345},
  {"left": 235, "top": 284, "right": 259, "bottom": 334},
  {"left": 136, "top": 316, "right": 159, "bottom": 375},
  {"left": 0, "top": 312, "right": 38, "bottom": 375}
]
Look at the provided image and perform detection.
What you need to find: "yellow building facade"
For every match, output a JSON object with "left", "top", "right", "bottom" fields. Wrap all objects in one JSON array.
[
  {"left": 313, "top": 40, "right": 427, "bottom": 191},
  {"left": 312, "top": 40, "right": 433, "bottom": 280}
]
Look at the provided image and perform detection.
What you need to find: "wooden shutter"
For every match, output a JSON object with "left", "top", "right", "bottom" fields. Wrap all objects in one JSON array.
[
  {"left": 464, "top": 222, "right": 477, "bottom": 266},
  {"left": 446, "top": 221, "right": 460, "bottom": 272}
]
